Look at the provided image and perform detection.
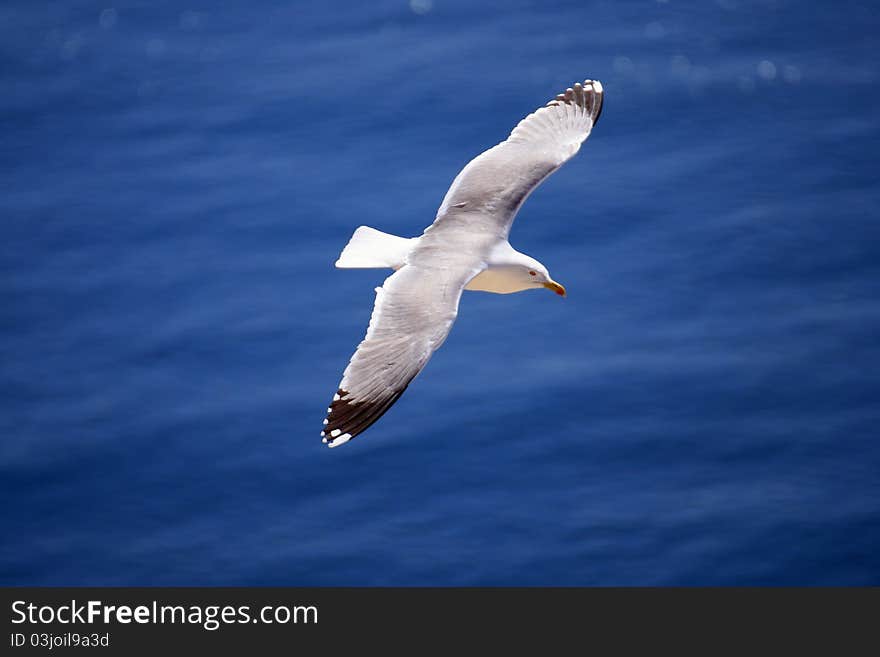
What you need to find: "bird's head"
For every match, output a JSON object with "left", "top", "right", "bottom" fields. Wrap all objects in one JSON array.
[{"left": 520, "top": 258, "right": 566, "bottom": 297}]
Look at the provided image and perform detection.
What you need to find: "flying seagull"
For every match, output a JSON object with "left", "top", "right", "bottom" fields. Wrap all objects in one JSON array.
[{"left": 322, "top": 79, "right": 604, "bottom": 447}]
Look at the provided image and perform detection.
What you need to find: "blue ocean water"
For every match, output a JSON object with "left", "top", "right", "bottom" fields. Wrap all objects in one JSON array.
[{"left": 1, "top": 0, "right": 878, "bottom": 585}]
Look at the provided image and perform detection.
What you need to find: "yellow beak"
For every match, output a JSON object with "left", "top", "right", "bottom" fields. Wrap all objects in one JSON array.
[{"left": 542, "top": 281, "right": 567, "bottom": 297}]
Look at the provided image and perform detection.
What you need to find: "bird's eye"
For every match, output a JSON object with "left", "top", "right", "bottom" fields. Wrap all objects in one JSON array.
[{"left": 529, "top": 270, "right": 537, "bottom": 276}]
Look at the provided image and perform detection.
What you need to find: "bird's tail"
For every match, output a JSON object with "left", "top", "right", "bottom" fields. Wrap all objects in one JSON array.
[{"left": 335, "top": 226, "right": 414, "bottom": 270}]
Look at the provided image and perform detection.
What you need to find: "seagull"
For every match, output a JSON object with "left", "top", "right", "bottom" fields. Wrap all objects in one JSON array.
[{"left": 322, "top": 79, "right": 604, "bottom": 447}]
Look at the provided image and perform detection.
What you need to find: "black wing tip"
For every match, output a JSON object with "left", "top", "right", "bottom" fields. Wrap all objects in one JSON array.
[
  {"left": 549, "top": 79, "right": 604, "bottom": 126},
  {"left": 321, "top": 386, "right": 408, "bottom": 448},
  {"left": 585, "top": 79, "right": 604, "bottom": 126},
  {"left": 321, "top": 388, "right": 353, "bottom": 447}
]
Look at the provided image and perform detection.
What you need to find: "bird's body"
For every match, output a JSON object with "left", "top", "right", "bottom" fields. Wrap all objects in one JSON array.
[{"left": 322, "top": 80, "right": 604, "bottom": 447}]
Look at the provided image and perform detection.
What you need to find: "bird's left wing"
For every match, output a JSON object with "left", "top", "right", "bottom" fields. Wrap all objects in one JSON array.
[
  {"left": 427, "top": 79, "right": 603, "bottom": 240},
  {"left": 321, "top": 264, "right": 480, "bottom": 447}
]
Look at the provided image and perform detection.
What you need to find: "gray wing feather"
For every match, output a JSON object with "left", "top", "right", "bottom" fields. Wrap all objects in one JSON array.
[
  {"left": 428, "top": 80, "right": 603, "bottom": 239},
  {"left": 322, "top": 264, "right": 480, "bottom": 447}
]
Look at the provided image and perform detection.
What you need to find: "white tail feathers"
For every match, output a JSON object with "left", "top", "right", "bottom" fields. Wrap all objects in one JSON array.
[{"left": 335, "top": 226, "right": 414, "bottom": 270}]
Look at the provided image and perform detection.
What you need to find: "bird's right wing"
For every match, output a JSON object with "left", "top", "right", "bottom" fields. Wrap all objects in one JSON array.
[
  {"left": 321, "top": 264, "right": 481, "bottom": 447},
  {"left": 427, "top": 80, "right": 603, "bottom": 240}
]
